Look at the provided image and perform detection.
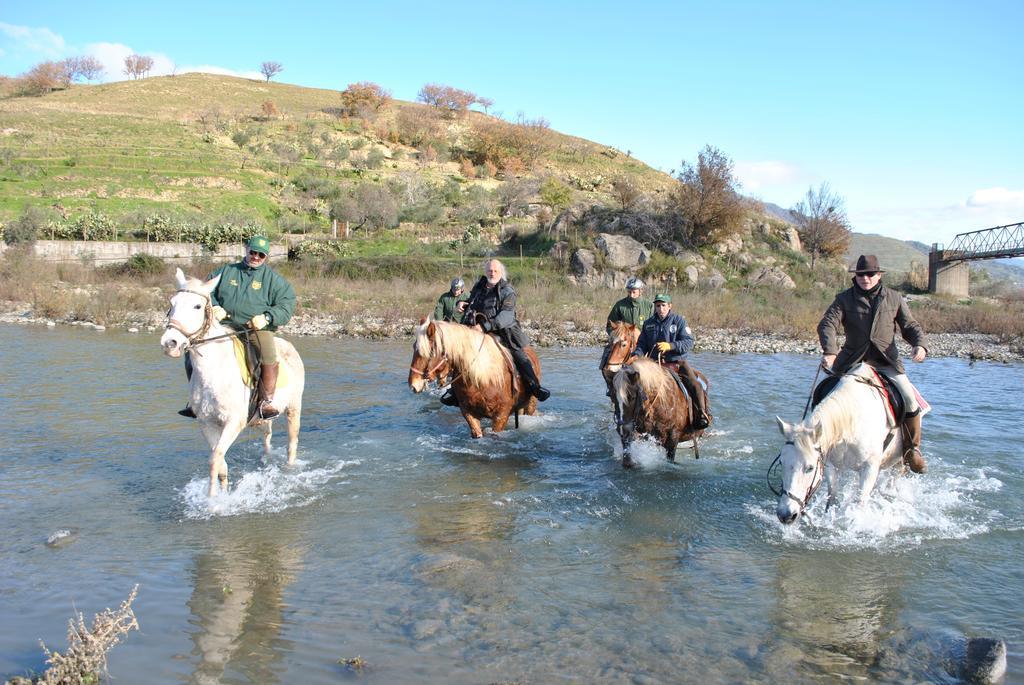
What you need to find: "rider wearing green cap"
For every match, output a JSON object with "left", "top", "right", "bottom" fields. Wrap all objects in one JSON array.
[{"left": 180, "top": 235, "right": 296, "bottom": 420}]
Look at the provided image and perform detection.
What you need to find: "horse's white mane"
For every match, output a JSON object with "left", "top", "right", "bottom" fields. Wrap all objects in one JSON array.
[
  {"left": 419, "top": 320, "right": 505, "bottom": 387},
  {"left": 804, "top": 364, "right": 879, "bottom": 449}
]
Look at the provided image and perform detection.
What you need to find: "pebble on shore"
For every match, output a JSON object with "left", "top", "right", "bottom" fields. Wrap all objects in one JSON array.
[{"left": 1, "top": 305, "right": 1021, "bottom": 364}]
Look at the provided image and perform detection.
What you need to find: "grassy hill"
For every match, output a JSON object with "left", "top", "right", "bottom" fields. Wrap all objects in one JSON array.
[{"left": 0, "top": 73, "right": 674, "bottom": 232}]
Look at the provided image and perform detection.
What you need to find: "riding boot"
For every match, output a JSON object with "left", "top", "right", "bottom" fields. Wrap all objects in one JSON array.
[
  {"left": 439, "top": 389, "right": 459, "bottom": 406},
  {"left": 902, "top": 411, "right": 927, "bottom": 473},
  {"left": 513, "top": 349, "right": 550, "bottom": 402},
  {"left": 179, "top": 352, "right": 196, "bottom": 418},
  {"left": 259, "top": 363, "right": 280, "bottom": 420},
  {"left": 680, "top": 362, "right": 710, "bottom": 430}
]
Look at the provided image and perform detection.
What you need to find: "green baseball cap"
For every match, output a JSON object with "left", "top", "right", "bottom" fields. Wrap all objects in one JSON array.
[
  {"left": 247, "top": 235, "right": 271, "bottom": 254},
  {"left": 653, "top": 293, "right": 672, "bottom": 303}
]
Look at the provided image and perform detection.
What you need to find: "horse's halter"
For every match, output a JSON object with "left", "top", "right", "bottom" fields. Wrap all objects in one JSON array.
[
  {"left": 165, "top": 288, "right": 214, "bottom": 348},
  {"left": 772, "top": 439, "right": 825, "bottom": 514},
  {"left": 409, "top": 353, "right": 449, "bottom": 381}
]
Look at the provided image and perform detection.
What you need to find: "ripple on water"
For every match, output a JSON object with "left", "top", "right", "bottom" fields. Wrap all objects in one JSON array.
[
  {"left": 748, "top": 461, "right": 1004, "bottom": 551},
  {"left": 178, "top": 458, "right": 361, "bottom": 519}
]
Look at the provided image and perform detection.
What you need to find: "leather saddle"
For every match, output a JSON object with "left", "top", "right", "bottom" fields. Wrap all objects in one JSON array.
[{"left": 813, "top": 367, "right": 906, "bottom": 424}]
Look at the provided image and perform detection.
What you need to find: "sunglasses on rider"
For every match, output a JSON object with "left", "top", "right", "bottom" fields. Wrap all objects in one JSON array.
[
  {"left": 856, "top": 271, "right": 879, "bottom": 278},
  {"left": 248, "top": 250, "right": 267, "bottom": 259}
]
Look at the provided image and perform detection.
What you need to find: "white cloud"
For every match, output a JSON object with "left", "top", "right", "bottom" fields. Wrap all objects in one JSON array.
[
  {"left": 0, "top": 22, "right": 66, "bottom": 59},
  {"left": 734, "top": 160, "right": 807, "bottom": 192},
  {"left": 177, "top": 64, "right": 263, "bottom": 80},
  {"left": 852, "top": 188, "right": 1024, "bottom": 246},
  {"left": 966, "top": 187, "right": 1024, "bottom": 209}
]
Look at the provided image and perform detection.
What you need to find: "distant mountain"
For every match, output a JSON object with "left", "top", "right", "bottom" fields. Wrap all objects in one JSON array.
[
  {"left": 846, "top": 233, "right": 1024, "bottom": 286},
  {"left": 761, "top": 202, "right": 799, "bottom": 225}
]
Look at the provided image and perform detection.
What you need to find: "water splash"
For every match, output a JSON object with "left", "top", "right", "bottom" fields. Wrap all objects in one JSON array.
[
  {"left": 179, "top": 458, "right": 361, "bottom": 519},
  {"left": 750, "top": 463, "right": 1004, "bottom": 550}
]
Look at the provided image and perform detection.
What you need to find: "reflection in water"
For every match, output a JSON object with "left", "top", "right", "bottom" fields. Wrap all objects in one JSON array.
[
  {"left": 185, "top": 523, "right": 306, "bottom": 685},
  {"left": 768, "top": 550, "right": 906, "bottom": 678}
]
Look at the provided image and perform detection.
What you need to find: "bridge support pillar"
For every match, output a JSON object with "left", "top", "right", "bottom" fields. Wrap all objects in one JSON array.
[{"left": 928, "top": 252, "right": 969, "bottom": 297}]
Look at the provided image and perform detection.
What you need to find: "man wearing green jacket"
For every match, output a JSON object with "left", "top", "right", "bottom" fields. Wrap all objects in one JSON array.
[
  {"left": 599, "top": 276, "right": 653, "bottom": 370},
  {"left": 180, "top": 235, "right": 296, "bottom": 420},
  {"left": 433, "top": 277, "right": 469, "bottom": 322}
]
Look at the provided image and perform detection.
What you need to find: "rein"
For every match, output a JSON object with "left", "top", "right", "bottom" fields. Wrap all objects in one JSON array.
[
  {"left": 165, "top": 288, "right": 245, "bottom": 351},
  {"left": 766, "top": 363, "right": 825, "bottom": 513}
]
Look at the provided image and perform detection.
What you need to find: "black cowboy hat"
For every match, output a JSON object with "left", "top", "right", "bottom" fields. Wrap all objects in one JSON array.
[{"left": 850, "top": 254, "right": 886, "bottom": 274}]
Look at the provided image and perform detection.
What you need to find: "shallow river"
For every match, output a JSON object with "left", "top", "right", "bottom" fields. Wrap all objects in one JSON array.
[{"left": 0, "top": 324, "right": 1020, "bottom": 684}]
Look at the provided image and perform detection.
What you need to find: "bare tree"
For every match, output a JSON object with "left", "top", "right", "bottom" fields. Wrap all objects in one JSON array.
[
  {"left": 260, "top": 61, "right": 283, "bottom": 82},
  {"left": 123, "top": 54, "right": 154, "bottom": 79},
  {"left": 62, "top": 55, "right": 105, "bottom": 82},
  {"left": 791, "top": 182, "right": 852, "bottom": 269},
  {"left": 672, "top": 144, "right": 745, "bottom": 247},
  {"left": 417, "top": 83, "right": 479, "bottom": 118},
  {"left": 18, "top": 60, "right": 71, "bottom": 95},
  {"left": 339, "top": 81, "right": 391, "bottom": 118},
  {"left": 611, "top": 175, "right": 642, "bottom": 211}
]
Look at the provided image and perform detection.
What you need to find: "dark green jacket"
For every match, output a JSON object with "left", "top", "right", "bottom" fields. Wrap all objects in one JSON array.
[
  {"left": 434, "top": 290, "right": 470, "bottom": 322},
  {"left": 210, "top": 260, "right": 296, "bottom": 331},
  {"left": 818, "top": 282, "right": 927, "bottom": 375},
  {"left": 606, "top": 296, "right": 654, "bottom": 334}
]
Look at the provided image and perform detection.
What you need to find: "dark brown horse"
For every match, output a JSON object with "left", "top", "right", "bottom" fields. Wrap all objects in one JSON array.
[
  {"left": 601, "top": 322, "right": 641, "bottom": 393},
  {"left": 612, "top": 357, "right": 711, "bottom": 468},
  {"left": 409, "top": 318, "right": 539, "bottom": 438}
]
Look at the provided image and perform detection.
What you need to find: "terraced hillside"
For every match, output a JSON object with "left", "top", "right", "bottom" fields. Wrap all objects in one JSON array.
[{"left": 0, "top": 73, "right": 675, "bottom": 230}]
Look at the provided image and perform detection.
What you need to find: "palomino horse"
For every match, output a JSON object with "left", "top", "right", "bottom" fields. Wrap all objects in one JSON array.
[
  {"left": 601, "top": 322, "right": 641, "bottom": 392},
  {"left": 409, "top": 318, "right": 539, "bottom": 438},
  {"left": 612, "top": 356, "right": 711, "bottom": 467},
  {"left": 773, "top": 363, "right": 908, "bottom": 524},
  {"left": 160, "top": 268, "right": 305, "bottom": 497}
]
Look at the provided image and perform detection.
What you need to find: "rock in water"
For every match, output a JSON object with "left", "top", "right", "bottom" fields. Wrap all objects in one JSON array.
[
  {"left": 45, "top": 529, "right": 77, "bottom": 547},
  {"left": 962, "top": 637, "right": 1007, "bottom": 684}
]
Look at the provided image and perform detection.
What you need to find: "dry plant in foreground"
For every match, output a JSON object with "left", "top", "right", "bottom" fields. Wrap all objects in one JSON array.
[{"left": 37, "top": 586, "right": 139, "bottom": 685}]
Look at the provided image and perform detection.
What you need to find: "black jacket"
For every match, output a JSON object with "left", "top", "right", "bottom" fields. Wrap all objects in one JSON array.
[{"left": 461, "top": 277, "right": 531, "bottom": 349}]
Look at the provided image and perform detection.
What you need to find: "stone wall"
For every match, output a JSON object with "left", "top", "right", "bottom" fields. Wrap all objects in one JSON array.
[{"left": 0, "top": 240, "right": 287, "bottom": 264}]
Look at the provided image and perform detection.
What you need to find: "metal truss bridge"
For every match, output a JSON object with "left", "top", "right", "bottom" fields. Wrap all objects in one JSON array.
[{"left": 929, "top": 220, "right": 1024, "bottom": 295}]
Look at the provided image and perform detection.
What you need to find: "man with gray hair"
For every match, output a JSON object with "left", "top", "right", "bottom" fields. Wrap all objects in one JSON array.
[{"left": 455, "top": 258, "right": 550, "bottom": 402}]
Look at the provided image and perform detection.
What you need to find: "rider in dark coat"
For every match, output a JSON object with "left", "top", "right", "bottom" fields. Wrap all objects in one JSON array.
[
  {"left": 818, "top": 254, "right": 929, "bottom": 473},
  {"left": 458, "top": 259, "right": 549, "bottom": 402},
  {"left": 632, "top": 293, "right": 709, "bottom": 429}
]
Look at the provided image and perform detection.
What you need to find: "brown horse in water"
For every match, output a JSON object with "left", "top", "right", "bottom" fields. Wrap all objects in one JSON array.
[
  {"left": 612, "top": 357, "right": 711, "bottom": 468},
  {"left": 408, "top": 318, "right": 540, "bottom": 438},
  {"left": 601, "top": 322, "right": 641, "bottom": 393}
]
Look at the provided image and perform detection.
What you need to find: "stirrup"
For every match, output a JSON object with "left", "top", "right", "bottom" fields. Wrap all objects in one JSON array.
[
  {"left": 691, "top": 413, "right": 709, "bottom": 430},
  {"left": 533, "top": 386, "right": 551, "bottom": 402},
  {"left": 259, "top": 402, "right": 280, "bottom": 420},
  {"left": 439, "top": 391, "right": 459, "bottom": 407},
  {"left": 178, "top": 406, "right": 196, "bottom": 419}
]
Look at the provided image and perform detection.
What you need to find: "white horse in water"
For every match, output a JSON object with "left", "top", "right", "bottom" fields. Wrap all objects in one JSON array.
[
  {"left": 774, "top": 363, "right": 910, "bottom": 524},
  {"left": 160, "top": 268, "right": 304, "bottom": 497}
]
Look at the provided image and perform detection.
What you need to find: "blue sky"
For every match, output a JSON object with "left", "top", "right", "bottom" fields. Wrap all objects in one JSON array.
[{"left": 2, "top": 0, "right": 1022, "bottom": 246}]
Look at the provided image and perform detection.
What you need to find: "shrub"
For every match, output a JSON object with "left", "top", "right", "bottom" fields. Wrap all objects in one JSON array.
[
  {"left": 366, "top": 147, "right": 386, "bottom": 170},
  {"left": 5, "top": 205, "right": 52, "bottom": 245},
  {"left": 114, "top": 252, "right": 166, "bottom": 277}
]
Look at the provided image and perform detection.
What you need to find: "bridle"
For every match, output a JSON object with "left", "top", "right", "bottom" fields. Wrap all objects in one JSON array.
[
  {"left": 409, "top": 354, "right": 449, "bottom": 381},
  {"left": 768, "top": 439, "right": 825, "bottom": 514},
  {"left": 165, "top": 288, "right": 243, "bottom": 351}
]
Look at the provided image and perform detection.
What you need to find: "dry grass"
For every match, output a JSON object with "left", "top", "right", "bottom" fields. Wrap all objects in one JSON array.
[
  {"left": 2, "top": 253, "right": 1022, "bottom": 340},
  {"left": 37, "top": 586, "right": 139, "bottom": 685}
]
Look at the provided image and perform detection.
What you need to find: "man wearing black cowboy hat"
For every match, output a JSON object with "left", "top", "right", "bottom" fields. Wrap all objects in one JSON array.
[{"left": 818, "top": 254, "right": 929, "bottom": 473}]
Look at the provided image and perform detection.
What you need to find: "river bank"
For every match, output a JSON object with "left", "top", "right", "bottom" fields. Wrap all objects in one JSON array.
[{"left": 2, "top": 300, "right": 1022, "bottom": 364}]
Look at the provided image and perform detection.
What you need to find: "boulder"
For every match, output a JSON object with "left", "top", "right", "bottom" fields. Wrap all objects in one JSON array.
[
  {"left": 550, "top": 208, "right": 577, "bottom": 236},
  {"left": 747, "top": 266, "right": 796, "bottom": 289},
  {"left": 548, "top": 240, "right": 570, "bottom": 263},
  {"left": 683, "top": 264, "right": 700, "bottom": 286},
  {"left": 595, "top": 232, "right": 650, "bottom": 270},
  {"left": 781, "top": 225, "right": 802, "bottom": 252},
  {"left": 715, "top": 235, "right": 744, "bottom": 255},
  {"left": 569, "top": 248, "right": 597, "bottom": 284},
  {"left": 703, "top": 270, "right": 727, "bottom": 290}
]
